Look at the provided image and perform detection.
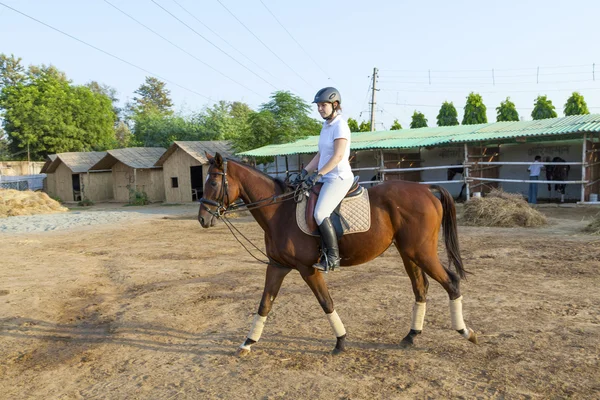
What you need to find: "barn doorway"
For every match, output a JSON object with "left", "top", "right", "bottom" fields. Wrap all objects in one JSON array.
[
  {"left": 72, "top": 174, "right": 81, "bottom": 201},
  {"left": 190, "top": 166, "right": 203, "bottom": 201}
]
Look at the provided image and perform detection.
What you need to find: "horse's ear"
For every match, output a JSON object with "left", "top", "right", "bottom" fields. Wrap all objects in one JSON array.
[
  {"left": 205, "top": 151, "right": 214, "bottom": 160},
  {"left": 214, "top": 152, "right": 223, "bottom": 168}
]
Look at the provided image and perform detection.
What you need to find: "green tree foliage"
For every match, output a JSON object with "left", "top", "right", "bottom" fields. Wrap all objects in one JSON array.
[
  {"left": 359, "top": 120, "right": 371, "bottom": 132},
  {"left": 86, "top": 81, "right": 122, "bottom": 121},
  {"left": 0, "top": 53, "right": 25, "bottom": 89},
  {"left": 200, "top": 100, "right": 252, "bottom": 140},
  {"left": 233, "top": 91, "right": 320, "bottom": 153},
  {"left": 410, "top": 111, "right": 428, "bottom": 128},
  {"left": 347, "top": 117, "right": 359, "bottom": 132},
  {"left": 390, "top": 119, "right": 402, "bottom": 130},
  {"left": 437, "top": 101, "right": 459, "bottom": 126},
  {"left": 496, "top": 97, "right": 520, "bottom": 122},
  {"left": 130, "top": 76, "right": 173, "bottom": 116},
  {"left": 564, "top": 92, "right": 590, "bottom": 116},
  {"left": 0, "top": 131, "right": 10, "bottom": 160},
  {"left": 531, "top": 95, "right": 557, "bottom": 120},
  {"left": 0, "top": 67, "right": 116, "bottom": 159},
  {"left": 132, "top": 111, "right": 210, "bottom": 148},
  {"left": 114, "top": 121, "right": 133, "bottom": 148},
  {"left": 462, "top": 92, "right": 487, "bottom": 125}
]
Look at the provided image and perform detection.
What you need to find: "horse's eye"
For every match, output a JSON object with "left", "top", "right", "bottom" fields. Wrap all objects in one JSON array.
[{"left": 210, "top": 181, "right": 218, "bottom": 187}]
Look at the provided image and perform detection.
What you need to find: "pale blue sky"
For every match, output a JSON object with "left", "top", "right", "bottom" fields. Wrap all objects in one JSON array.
[{"left": 2, "top": 0, "right": 599, "bottom": 129}]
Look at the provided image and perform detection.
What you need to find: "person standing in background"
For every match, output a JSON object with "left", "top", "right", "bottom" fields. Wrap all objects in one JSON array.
[{"left": 528, "top": 155, "right": 544, "bottom": 204}]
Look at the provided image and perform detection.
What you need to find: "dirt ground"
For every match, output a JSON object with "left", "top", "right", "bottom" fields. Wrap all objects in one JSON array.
[{"left": 1, "top": 205, "right": 599, "bottom": 399}]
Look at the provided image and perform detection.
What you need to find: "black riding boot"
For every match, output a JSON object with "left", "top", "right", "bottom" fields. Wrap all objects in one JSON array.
[{"left": 313, "top": 217, "right": 340, "bottom": 272}]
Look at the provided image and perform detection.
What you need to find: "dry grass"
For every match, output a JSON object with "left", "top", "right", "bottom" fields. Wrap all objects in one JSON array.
[
  {"left": 462, "top": 189, "right": 547, "bottom": 227},
  {"left": 583, "top": 213, "right": 600, "bottom": 235},
  {"left": 0, "top": 189, "right": 68, "bottom": 218}
]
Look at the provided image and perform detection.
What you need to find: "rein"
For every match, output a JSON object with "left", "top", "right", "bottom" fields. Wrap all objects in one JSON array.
[{"left": 198, "top": 160, "right": 306, "bottom": 265}]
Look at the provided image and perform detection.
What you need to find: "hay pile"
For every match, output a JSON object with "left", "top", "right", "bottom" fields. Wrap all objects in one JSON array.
[
  {"left": 583, "top": 213, "right": 600, "bottom": 235},
  {"left": 0, "top": 189, "right": 68, "bottom": 218},
  {"left": 462, "top": 189, "right": 547, "bottom": 227}
]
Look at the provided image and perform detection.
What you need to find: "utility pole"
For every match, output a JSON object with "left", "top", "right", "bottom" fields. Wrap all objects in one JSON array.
[{"left": 369, "top": 67, "right": 378, "bottom": 132}]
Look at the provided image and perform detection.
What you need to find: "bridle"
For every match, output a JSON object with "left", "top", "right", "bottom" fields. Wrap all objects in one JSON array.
[
  {"left": 198, "top": 160, "right": 230, "bottom": 218},
  {"left": 197, "top": 159, "right": 307, "bottom": 266}
]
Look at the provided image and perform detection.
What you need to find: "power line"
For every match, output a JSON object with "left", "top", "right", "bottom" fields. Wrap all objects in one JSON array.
[
  {"left": 0, "top": 1, "right": 211, "bottom": 100},
  {"left": 171, "top": 0, "right": 287, "bottom": 88},
  {"left": 379, "top": 86, "right": 600, "bottom": 94},
  {"left": 215, "top": 0, "right": 312, "bottom": 88},
  {"left": 380, "top": 64, "right": 593, "bottom": 73},
  {"left": 102, "top": 0, "right": 262, "bottom": 97},
  {"left": 378, "top": 78, "right": 596, "bottom": 87},
  {"left": 258, "top": 0, "right": 333, "bottom": 82},
  {"left": 150, "top": 0, "right": 280, "bottom": 91}
]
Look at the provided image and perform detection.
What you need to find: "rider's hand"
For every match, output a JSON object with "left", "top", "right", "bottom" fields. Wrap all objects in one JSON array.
[
  {"left": 291, "top": 168, "right": 308, "bottom": 186},
  {"left": 304, "top": 172, "right": 322, "bottom": 189}
]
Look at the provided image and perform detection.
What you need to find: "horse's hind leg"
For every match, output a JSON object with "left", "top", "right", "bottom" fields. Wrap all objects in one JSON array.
[
  {"left": 299, "top": 266, "right": 347, "bottom": 354},
  {"left": 398, "top": 253, "right": 429, "bottom": 348},
  {"left": 401, "top": 243, "right": 477, "bottom": 345},
  {"left": 237, "top": 263, "right": 291, "bottom": 356}
]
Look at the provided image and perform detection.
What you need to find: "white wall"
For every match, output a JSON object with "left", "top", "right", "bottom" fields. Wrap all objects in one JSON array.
[{"left": 498, "top": 140, "right": 582, "bottom": 201}]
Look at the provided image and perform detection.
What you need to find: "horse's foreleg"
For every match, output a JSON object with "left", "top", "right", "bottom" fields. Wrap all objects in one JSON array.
[
  {"left": 299, "top": 267, "right": 347, "bottom": 354},
  {"left": 398, "top": 255, "right": 429, "bottom": 347},
  {"left": 236, "top": 263, "right": 291, "bottom": 357}
]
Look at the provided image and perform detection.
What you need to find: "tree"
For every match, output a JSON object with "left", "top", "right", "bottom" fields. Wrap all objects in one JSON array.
[
  {"left": 114, "top": 121, "right": 133, "bottom": 148},
  {"left": 86, "top": 81, "right": 122, "bottom": 121},
  {"left": 410, "top": 111, "right": 428, "bottom": 128},
  {"left": 496, "top": 97, "right": 520, "bottom": 122},
  {"left": 358, "top": 121, "right": 371, "bottom": 132},
  {"left": 233, "top": 91, "right": 320, "bottom": 153},
  {"left": 347, "top": 117, "right": 359, "bottom": 132},
  {"left": 390, "top": 119, "right": 402, "bottom": 130},
  {"left": 132, "top": 111, "right": 210, "bottom": 148},
  {"left": 0, "top": 68, "right": 116, "bottom": 159},
  {"left": 0, "top": 131, "right": 10, "bottom": 160},
  {"left": 564, "top": 92, "right": 589, "bottom": 116},
  {"left": 130, "top": 76, "right": 173, "bottom": 116},
  {"left": 437, "top": 101, "right": 459, "bottom": 126},
  {"left": 462, "top": 92, "right": 487, "bottom": 125},
  {"left": 0, "top": 53, "right": 25, "bottom": 89},
  {"left": 531, "top": 95, "right": 557, "bottom": 120}
]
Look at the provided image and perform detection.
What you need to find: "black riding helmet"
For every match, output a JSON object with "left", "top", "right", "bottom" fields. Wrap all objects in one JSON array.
[{"left": 313, "top": 87, "right": 341, "bottom": 120}]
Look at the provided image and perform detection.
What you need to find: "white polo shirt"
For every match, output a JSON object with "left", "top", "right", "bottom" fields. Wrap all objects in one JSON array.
[
  {"left": 317, "top": 115, "right": 353, "bottom": 181},
  {"left": 528, "top": 161, "right": 542, "bottom": 177}
]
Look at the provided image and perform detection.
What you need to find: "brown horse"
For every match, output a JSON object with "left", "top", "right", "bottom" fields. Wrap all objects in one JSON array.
[{"left": 198, "top": 153, "right": 478, "bottom": 356}]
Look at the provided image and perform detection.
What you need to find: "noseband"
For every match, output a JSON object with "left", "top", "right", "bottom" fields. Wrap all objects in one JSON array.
[{"left": 199, "top": 160, "right": 229, "bottom": 217}]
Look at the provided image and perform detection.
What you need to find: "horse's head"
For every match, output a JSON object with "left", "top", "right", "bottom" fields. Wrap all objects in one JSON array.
[{"left": 198, "top": 152, "right": 242, "bottom": 229}]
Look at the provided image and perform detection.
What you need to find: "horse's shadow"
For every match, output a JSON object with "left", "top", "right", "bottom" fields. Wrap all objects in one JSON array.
[{"left": 0, "top": 317, "right": 410, "bottom": 358}]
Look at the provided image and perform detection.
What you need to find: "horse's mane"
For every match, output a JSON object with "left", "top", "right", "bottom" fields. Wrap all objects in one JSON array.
[{"left": 227, "top": 159, "right": 291, "bottom": 194}]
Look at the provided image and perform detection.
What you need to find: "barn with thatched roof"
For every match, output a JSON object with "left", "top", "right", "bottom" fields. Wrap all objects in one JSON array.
[
  {"left": 89, "top": 148, "right": 166, "bottom": 202},
  {"left": 44, "top": 152, "right": 112, "bottom": 202},
  {"left": 154, "top": 141, "right": 234, "bottom": 203}
]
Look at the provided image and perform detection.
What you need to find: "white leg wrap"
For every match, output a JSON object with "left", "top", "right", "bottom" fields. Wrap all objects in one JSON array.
[
  {"left": 449, "top": 296, "right": 466, "bottom": 331},
  {"left": 411, "top": 302, "right": 427, "bottom": 331},
  {"left": 247, "top": 314, "right": 267, "bottom": 342},
  {"left": 326, "top": 310, "right": 346, "bottom": 337}
]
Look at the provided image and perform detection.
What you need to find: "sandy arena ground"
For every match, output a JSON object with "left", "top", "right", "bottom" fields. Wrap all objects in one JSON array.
[{"left": 0, "top": 204, "right": 599, "bottom": 399}]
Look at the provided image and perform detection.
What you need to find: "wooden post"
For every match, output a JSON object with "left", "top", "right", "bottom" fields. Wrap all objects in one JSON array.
[
  {"left": 379, "top": 150, "right": 385, "bottom": 183},
  {"left": 581, "top": 132, "right": 588, "bottom": 202},
  {"left": 464, "top": 143, "right": 470, "bottom": 200}
]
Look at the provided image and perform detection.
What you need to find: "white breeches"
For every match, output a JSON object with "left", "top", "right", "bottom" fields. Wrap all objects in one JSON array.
[{"left": 313, "top": 177, "right": 354, "bottom": 225}]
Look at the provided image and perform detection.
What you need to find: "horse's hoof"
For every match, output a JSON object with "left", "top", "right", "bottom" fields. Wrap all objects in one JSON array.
[
  {"left": 332, "top": 347, "right": 346, "bottom": 355},
  {"left": 467, "top": 329, "right": 478, "bottom": 345},
  {"left": 399, "top": 339, "right": 414, "bottom": 348},
  {"left": 236, "top": 347, "right": 251, "bottom": 357}
]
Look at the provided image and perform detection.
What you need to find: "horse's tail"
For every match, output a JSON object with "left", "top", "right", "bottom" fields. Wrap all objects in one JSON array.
[{"left": 429, "top": 185, "right": 467, "bottom": 280}]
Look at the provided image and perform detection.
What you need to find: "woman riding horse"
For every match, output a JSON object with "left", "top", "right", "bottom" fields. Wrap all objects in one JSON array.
[{"left": 291, "top": 87, "right": 353, "bottom": 272}]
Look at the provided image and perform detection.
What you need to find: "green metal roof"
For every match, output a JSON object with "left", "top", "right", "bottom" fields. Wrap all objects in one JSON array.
[{"left": 239, "top": 114, "right": 600, "bottom": 157}]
